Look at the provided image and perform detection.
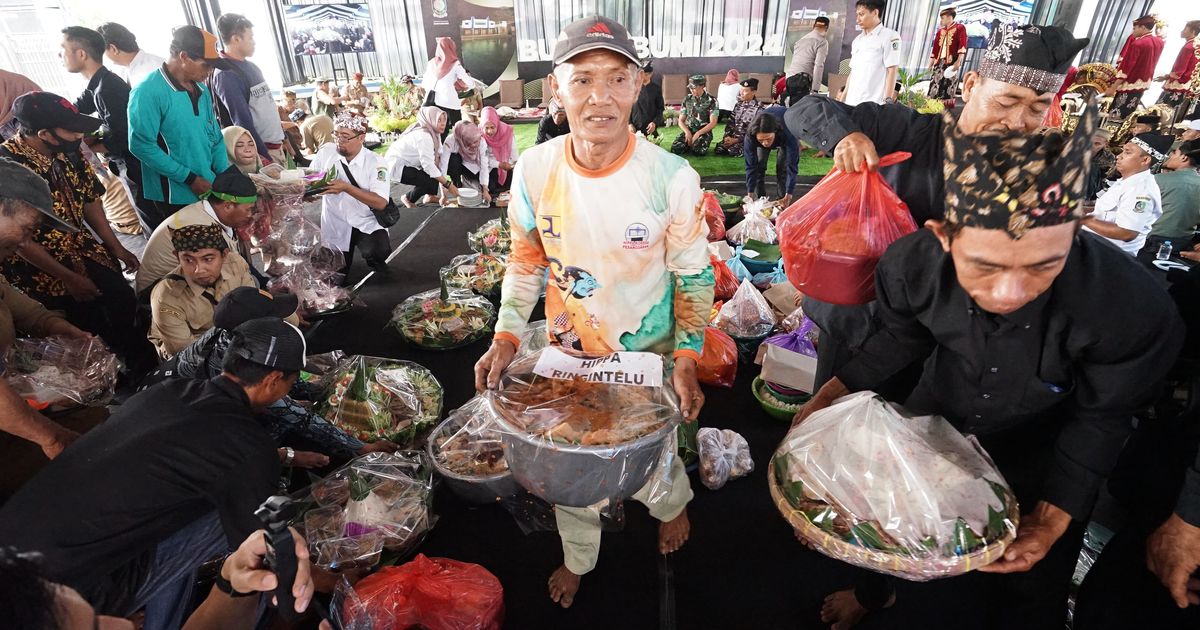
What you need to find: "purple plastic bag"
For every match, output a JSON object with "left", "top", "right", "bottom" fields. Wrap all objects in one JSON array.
[{"left": 764, "top": 317, "right": 818, "bottom": 358}]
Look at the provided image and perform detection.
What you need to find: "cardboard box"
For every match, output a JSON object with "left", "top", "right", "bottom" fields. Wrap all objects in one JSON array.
[
  {"left": 760, "top": 343, "right": 818, "bottom": 393},
  {"left": 762, "top": 282, "right": 801, "bottom": 318}
]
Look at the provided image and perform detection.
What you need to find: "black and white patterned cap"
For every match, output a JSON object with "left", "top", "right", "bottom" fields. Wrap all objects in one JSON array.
[{"left": 978, "top": 24, "right": 1089, "bottom": 94}]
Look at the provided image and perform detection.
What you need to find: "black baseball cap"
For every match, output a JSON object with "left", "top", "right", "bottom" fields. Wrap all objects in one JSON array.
[
  {"left": 12, "top": 92, "right": 102, "bottom": 134},
  {"left": 552, "top": 16, "right": 640, "bottom": 66},
  {"left": 0, "top": 158, "right": 79, "bottom": 233},
  {"left": 230, "top": 317, "right": 306, "bottom": 372},
  {"left": 208, "top": 166, "right": 258, "bottom": 203},
  {"left": 171, "top": 25, "right": 231, "bottom": 69},
  {"left": 214, "top": 287, "right": 299, "bottom": 330}
]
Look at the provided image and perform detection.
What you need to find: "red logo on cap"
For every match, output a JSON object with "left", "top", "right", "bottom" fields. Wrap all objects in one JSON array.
[
  {"left": 586, "top": 22, "right": 613, "bottom": 38},
  {"left": 58, "top": 98, "right": 80, "bottom": 114}
]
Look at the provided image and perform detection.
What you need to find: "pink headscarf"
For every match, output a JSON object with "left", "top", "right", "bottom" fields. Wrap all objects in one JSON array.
[
  {"left": 402, "top": 105, "right": 445, "bottom": 163},
  {"left": 480, "top": 107, "right": 515, "bottom": 185},
  {"left": 722, "top": 69, "right": 740, "bottom": 85},
  {"left": 452, "top": 120, "right": 481, "bottom": 165},
  {"left": 428, "top": 37, "right": 459, "bottom": 81}
]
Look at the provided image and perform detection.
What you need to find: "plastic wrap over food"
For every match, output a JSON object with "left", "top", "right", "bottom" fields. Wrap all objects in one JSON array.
[
  {"left": 698, "top": 427, "right": 753, "bottom": 490},
  {"left": 696, "top": 327, "right": 737, "bottom": 388},
  {"left": 295, "top": 451, "right": 435, "bottom": 570},
  {"left": 743, "top": 195, "right": 779, "bottom": 221},
  {"left": 4, "top": 336, "right": 119, "bottom": 409},
  {"left": 779, "top": 305, "right": 808, "bottom": 332},
  {"left": 771, "top": 392, "right": 1019, "bottom": 580},
  {"left": 440, "top": 252, "right": 506, "bottom": 297},
  {"left": 427, "top": 395, "right": 520, "bottom": 504},
  {"left": 389, "top": 288, "right": 496, "bottom": 350},
  {"left": 468, "top": 217, "right": 511, "bottom": 255},
  {"left": 726, "top": 210, "right": 777, "bottom": 245},
  {"left": 244, "top": 174, "right": 306, "bottom": 250},
  {"left": 332, "top": 577, "right": 389, "bottom": 630},
  {"left": 269, "top": 265, "right": 357, "bottom": 318},
  {"left": 316, "top": 356, "right": 444, "bottom": 444},
  {"left": 776, "top": 152, "right": 917, "bottom": 305},
  {"left": 516, "top": 320, "right": 549, "bottom": 358},
  {"left": 715, "top": 279, "right": 778, "bottom": 339},
  {"left": 489, "top": 346, "right": 683, "bottom": 507},
  {"left": 353, "top": 554, "right": 504, "bottom": 630}
]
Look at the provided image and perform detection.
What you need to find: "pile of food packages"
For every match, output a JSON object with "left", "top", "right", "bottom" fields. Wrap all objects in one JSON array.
[
  {"left": 294, "top": 452, "right": 435, "bottom": 571},
  {"left": 3, "top": 336, "right": 119, "bottom": 410},
  {"left": 441, "top": 253, "right": 507, "bottom": 297},
  {"left": 467, "top": 217, "right": 511, "bottom": 255},
  {"left": 310, "top": 354, "right": 444, "bottom": 445},
  {"left": 427, "top": 395, "right": 520, "bottom": 504},
  {"left": 771, "top": 392, "right": 1020, "bottom": 580},
  {"left": 389, "top": 288, "right": 497, "bottom": 350}
]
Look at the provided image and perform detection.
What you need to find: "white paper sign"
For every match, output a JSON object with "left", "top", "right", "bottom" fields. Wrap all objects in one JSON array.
[
  {"left": 761, "top": 344, "right": 818, "bottom": 393},
  {"left": 533, "top": 347, "right": 664, "bottom": 388}
]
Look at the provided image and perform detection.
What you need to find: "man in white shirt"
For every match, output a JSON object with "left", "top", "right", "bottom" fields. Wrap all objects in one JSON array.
[
  {"left": 841, "top": 0, "right": 901, "bottom": 106},
  {"left": 787, "top": 16, "right": 830, "bottom": 92},
  {"left": 310, "top": 111, "right": 392, "bottom": 275},
  {"left": 97, "top": 22, "right": 166, "bottom": 87},
  {"left": 1082, "top": 132, "right": 1172, "bottom": 255}
]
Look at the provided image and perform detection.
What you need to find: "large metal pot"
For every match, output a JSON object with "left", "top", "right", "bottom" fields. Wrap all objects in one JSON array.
[
  {"left": 427, "top": 415, "right": 521, "bottom": 505},
  {"left": 493, "top": 413, "right": 679, "bottom": 508}
]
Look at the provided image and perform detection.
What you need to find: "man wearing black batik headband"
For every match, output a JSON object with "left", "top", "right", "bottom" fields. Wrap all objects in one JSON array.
[
  {"left": 793, "top": 108, "right": 1185, "bottom": 629},
  {"left": 783, "top": 24, "right": 1091, "bottom": 428}
]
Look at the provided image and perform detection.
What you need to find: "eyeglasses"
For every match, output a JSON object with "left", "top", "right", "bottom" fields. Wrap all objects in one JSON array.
[{"left": 335, "top": 132, "right": 363, "bottom": 143}]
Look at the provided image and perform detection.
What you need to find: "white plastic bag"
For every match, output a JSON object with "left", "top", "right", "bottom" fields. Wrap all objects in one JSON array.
[{"left": 698, "top": 428, "right": 753, "bottom": 490}]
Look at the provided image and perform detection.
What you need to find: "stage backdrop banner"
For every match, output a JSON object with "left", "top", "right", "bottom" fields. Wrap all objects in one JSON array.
[{"left": 421, "top": 0, "right": 517, "bottom": 92}]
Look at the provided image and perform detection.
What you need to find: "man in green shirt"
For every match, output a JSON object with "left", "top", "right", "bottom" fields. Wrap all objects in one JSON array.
[
  {"left": 1145, "top": 140, "right": 1200, "bottom": 254},
  {"left": 671, "top": 74, "right": 717, "bottom": 155}
]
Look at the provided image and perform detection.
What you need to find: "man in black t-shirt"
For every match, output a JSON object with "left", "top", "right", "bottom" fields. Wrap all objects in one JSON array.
[{"left": 0, "top": 317, "right": 306, "bottom": 627}]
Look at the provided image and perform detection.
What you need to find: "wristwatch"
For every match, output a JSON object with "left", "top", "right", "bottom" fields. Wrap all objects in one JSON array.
[{"left": 283, "top": 447, "right": 295, "bottom": 466}]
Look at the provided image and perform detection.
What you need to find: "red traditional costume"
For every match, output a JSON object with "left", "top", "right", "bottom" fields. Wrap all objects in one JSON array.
[
  {"left": 927, "top": 22, "right": 967, "bottom": 100},
  {"left": 1112, "top": 33, "right": 1158, "bottom": 118},
  {"left": 1159, "top": 37, "right": 1199, "bottom": 108}
]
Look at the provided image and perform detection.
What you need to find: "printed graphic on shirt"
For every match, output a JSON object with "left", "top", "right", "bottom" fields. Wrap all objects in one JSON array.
[
  {"left": 1134, "top": 198, "right": 1149, "bottom": 213},
  {"left": 540, "top": 214, "right": 561, "bottom": 239},
  {"left": 623, "top": 223, "right": 650, "bottom": 249},
  {"left": 549, "top": 258, "right": 601, "bottom": 299},
  {"left": 376, "top": 167, "right": 387, "bottom": 182}
]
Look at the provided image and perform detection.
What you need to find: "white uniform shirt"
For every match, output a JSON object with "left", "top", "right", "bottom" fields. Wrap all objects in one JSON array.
[
  {"left": 1084, "top": 168, "right": 1163, "bottom": 255},
  {"left": 421, "top": 61, "right": 472, "bottom": 111},
  {"left": 716, "top": 82, "right": 740, "bottom": 112},
  {"left": 439, "top": 134, "right": 491, "bottom": 187},
  {"left": 310, "top": 144, "right": 390, "bottom": 251},
  {"left": 385, "top": 130, "right": 443, "bottom": 179},
  {"left": 114, "top": 50, "right": 167, "bottom": 87},
  {"left": 844, "top": 25, "right": 902, "bottom": 106},
  {"left": 482, "top": 135, "right": 519, "bottom": 171}
]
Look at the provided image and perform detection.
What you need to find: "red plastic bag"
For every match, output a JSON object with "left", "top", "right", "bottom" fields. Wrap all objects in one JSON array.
[
  {"left": 354, "top": 554, "right": 504, "bottom": 630},
  {"left": 711, "top": 255, "right": 738, "bottom": 301},
  {"left": 702, "top": 191, "right": 726, "bottom": 241},
  {"left": 776, "top": 152, "right": 917, "bottom": 305},
  {"left": 697, "top": 327, "right": 737, "bottom": 388}
]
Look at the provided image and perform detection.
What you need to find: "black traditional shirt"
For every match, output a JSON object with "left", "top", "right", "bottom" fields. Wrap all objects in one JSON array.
[
  {"left": 0, "top": 137, "right": 117, "bottom": 300},
  {"left": 76, "top": 65, "right": 133, "bottom": 162},
  {"left": 838, "top": 229, "right": 1184, "bottom": 520}
]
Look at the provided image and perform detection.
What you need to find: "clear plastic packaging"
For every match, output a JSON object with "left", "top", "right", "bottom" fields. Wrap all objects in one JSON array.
[
  {"left": 295, "top": 451, "right": 435, "bottom": 570},
  {"left": 726, "top": 210, "right": 777, "bottom": 245},
  {"left": 440, "top": 253, "right": 506, "bottom": 297},
  {"left": 698, "top": 427, "right": 753, "bottom": 490},
  {"left": 714, "top": 279, "right": 778, "bottom": 339},
  {"left": 268, "top": 264, "right": 357, "bottom": 318},
  {"left": 468, "top": 217, "right": 511, "bottom": 255},
  {"left": 776, "top": 152, "right": 917, "bottom": 305},
  {"left": 696, "top": 327, "right": 737, "bottom": 388},
  {"left": 389, "top": 287, "right": 496, "bottom": 350},
  {"left": 3, "top": 336, "right": 119, "bottom": 409},
  {"left": 316, "top": 356, "right": 444, "bottom": 444},
  {"left": 352, "top": 554, "right": 504, "bottom": 630},
  {"left": 742, "top": 195, "right": 779, "bottom": 221},
  {"left": 516, "top": 320, "right": 549, "bottom": 358},
  {"left": 771, "top": 392, "right": 1019, "bottom": 580},
  {"left": 489, "top": 347, "right": 683, "bottom": 507},
  {"left": 427, "top": 395, "right": 521, "bottom": 504}
]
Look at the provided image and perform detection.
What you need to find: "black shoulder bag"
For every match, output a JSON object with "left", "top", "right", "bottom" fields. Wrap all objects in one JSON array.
[{"left": 339, "top": 160, "right": 400, "bottom": 228}]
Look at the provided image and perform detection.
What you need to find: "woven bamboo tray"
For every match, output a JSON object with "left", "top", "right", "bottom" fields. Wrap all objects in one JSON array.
[{"left": 768, "top": 459, "right": 1020, "bottom": 581}]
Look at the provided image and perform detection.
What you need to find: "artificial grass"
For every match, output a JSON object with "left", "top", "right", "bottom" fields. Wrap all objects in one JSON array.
[{"left": 375, "top": 121, "right": 834, "bottom": 183}]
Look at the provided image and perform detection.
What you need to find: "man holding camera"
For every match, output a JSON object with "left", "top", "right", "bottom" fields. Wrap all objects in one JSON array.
[{"left": 0, "top": 317, "right": 305, "bottom": 629}]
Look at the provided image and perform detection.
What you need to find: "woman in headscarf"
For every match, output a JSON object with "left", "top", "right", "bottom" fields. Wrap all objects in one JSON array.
[
  {"left": 222, "top": 126, "right": 283, "bottom": 178},
  {"left": 385, "top": 106, "right": 458, "bottom": 207},
  {"left": 716, "top": 69, "right": 741, "bottom": 122},
  {"left": 480, "top": 106, "right": 518, "bottom": 197},
  {"left": 536, "top": 99, "right": 571, "bottom": 145},
  {"left": 422, "top": 37, "right": 472, "bottom": 136},
  {"left": 440, "top": 120, "right": 492, "bottom": 204}
]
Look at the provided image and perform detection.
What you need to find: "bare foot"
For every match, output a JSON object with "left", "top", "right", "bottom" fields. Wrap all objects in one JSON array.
[
  {"left": 548, "top": 565, "right": 581, "bottom": 608},
  {"left": 819, "top": 589, "right": 895, "bottom": 630},
  {"left": 400, "top": 196, "right": 415, "bottom": 209},
  {"left": 659, "top": 508, "right": 691, "bottom": 554}
]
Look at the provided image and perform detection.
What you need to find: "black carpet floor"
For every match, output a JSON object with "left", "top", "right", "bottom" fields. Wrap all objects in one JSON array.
[{"left": 303, "top": 195, "right": 1024, "bottom": 630}]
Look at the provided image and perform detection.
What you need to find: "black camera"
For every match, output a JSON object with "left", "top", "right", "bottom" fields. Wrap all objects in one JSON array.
[{"left": 255, "top": 495, "right": 301, "bottom": 621}]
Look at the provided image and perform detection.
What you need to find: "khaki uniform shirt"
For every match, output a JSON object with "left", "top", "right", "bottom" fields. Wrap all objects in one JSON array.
[
  {"left": 135, "top": 201, "right": 242, "bottom": 293},
  {"left": 148, "top": 252, "right": 256, "bottom": 358},
  {"left": 0, "top": 280, "right": 63, "bottom": 353}
]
